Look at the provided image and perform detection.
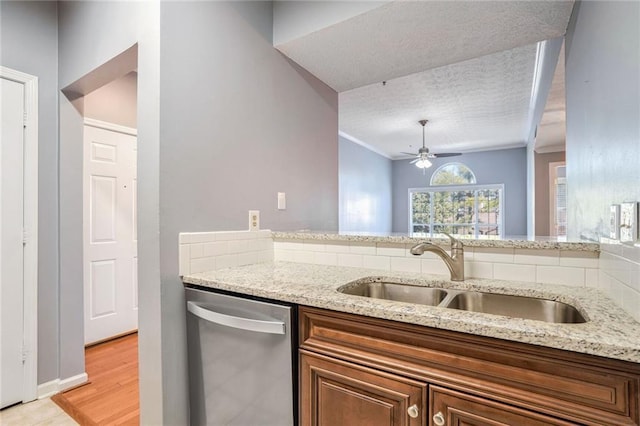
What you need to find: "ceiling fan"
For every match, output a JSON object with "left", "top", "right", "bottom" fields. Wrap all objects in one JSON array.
[{"left": 403, "top": 119, "right": 461, "bottom": 171}]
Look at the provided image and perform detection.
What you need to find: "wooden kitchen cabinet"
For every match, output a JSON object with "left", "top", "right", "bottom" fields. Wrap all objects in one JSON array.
[
  {"left": 300, "top": 350, "right": 426, "bottom": 426},
  {"left": 299, "top": 306, "right": 640, "bottom": 426},
  {"left": 429, "top": 385, "right": 575, "bottom": 426}
]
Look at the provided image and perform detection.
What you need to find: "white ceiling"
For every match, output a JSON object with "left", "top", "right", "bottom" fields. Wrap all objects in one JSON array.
[
  {"left": 339, "top": 44, "right": 538, "bottom": 158},
  {"left": 275, "top": 0, "right": 574, "bottom": 158}
]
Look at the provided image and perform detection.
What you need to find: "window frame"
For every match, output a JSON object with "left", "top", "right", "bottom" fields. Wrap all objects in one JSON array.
[{"left": 408, "top": 183, "right": 505, "bottom": 238}]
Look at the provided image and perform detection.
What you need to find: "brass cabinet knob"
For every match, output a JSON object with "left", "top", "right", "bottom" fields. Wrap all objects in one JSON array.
[
  {"left": 433, "top": 411, "right": 445, "bottom": 426},
  {"left": 407, "top": 404, "right": 419, "bottom": 418}
]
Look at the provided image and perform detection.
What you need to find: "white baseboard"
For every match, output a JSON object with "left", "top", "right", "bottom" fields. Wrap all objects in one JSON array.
[
  {"left": 37, "top": 372, "right": 88, "bottom": 399},
  {"left": 59, "top": 372, "right": 88, "bottom": 392},
  {"left": 36, "top": 379, "right": 60, "bottom": 399}
]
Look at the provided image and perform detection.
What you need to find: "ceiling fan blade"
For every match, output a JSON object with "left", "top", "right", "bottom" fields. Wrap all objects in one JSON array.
[
  {"left": 409, "top": 158, "right": 420, "bottom": 164},
  {"left": 401, "top": 152, "right": 418, "bottom": 156},
  {"left": 432, "top": 152, "right": 462, "bottom": 158}
]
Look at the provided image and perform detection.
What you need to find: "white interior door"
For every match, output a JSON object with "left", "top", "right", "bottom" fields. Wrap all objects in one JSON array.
[
  {"left": 0, "top": 77, "right": 25, "bottom": 408},
  {"left": 83, "top": 123, "right": 137, "bottom": 345}
]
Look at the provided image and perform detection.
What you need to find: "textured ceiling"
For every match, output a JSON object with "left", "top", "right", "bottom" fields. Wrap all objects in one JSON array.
[
  {"left": 339, "top": 44, "right": 538, "bottom": 158},
  {"left": 276, "top": 0, "right": 574, "bottom": 92}
]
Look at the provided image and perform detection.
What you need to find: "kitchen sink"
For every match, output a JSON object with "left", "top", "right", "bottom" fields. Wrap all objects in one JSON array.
[
  {"left": 339, "top": 282, "right": 447, "bottom": 306},
  {"left": 338, "top": 280, "right": 587, "bottom": 324},
  {"left": 446, "top": 291, "right": 586, "bottom": 323}
]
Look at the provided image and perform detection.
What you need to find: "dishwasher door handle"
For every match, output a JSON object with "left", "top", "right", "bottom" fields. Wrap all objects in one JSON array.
[{"left": 187, "top": 301, "right": 286, "bottom": 335}]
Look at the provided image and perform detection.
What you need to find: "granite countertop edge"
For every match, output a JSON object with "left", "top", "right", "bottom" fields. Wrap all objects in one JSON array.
[
  {"left": 272, "top": 231, "right": 600, "bottom": 252},
  {"left": 182, "top": 262, "right": 639, "bottom": 364}
]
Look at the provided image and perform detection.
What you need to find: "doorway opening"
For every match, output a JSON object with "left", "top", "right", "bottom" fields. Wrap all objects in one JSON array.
[
  {"left": 82, "top": 71, "right": 138, "bottom": 346},
  {"left": 53, "top": 45, "right": 140, "bottom": 423}
]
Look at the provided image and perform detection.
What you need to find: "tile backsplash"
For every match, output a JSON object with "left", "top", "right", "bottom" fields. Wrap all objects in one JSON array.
[
  {"left": 274, "top": 239, "right": 599, "bottom": 288},
  {"left": 177, "top": 231, "right": 640, "bottom": 322},
  {"left": 179, "top": 230, "right": 273, "bottom": 276},
  {"left": 598, "top": 241, "right": 640, "bottom": 322}
]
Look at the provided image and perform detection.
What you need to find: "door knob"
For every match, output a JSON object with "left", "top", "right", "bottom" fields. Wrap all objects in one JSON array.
[
  {"left": 433, "top": 411, "right": 445, "bottom": 426},
  {"left": 407, "top": 404, "right": 419, "bottom": 418}
]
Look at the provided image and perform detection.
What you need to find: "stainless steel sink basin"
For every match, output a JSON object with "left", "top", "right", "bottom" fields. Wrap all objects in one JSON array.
[
  {"left": 339, "top": 282, "right": 447, "bottom": 306},
  {"left": 446, "top": 291, "right": 586, "bottom": 324},
  {"left": 338, "top": 279, "right": 587, "bottom": 324}
]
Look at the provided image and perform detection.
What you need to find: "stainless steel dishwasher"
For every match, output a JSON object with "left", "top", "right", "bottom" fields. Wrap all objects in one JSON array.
[{"left": 186, "top": 286, "right": 296, "bottom": 426}]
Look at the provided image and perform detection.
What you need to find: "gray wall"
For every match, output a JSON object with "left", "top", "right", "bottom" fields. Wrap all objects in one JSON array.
[
  {"left": 339, "top": 136, "right": 392, "bottom": 233},
  {"left": 84, "top": 71, "right": 137, "bottom": 128},
  {"left": 57, "top": 94, "right": 86, "bottom": 381},
  {"left": 5, "top": 2, "right": 337, "bottom": 424},
  {"left": 159, "top": 1, "right": 337, "bottom": 423},
  {"left": 392, "top": 148, "right": 527, "bottom": 235},
  {"left": 565, "top": 1, "right": 640, "bottom": 241},
  {"left": 534, "top": 151, "right": 565, "bottom": 236},
  {"left": 0, "top": 0, "right": 60, "bottom": 385},
  {"left": 57, "top": 1, "right": 163, "bottom": 423}
]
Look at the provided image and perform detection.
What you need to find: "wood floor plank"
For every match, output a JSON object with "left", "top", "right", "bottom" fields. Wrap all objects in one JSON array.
[{"left": 53, "top": 333, "right": 139, "bottom": 425}]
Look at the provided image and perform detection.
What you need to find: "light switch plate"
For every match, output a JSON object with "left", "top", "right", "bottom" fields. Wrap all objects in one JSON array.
[
  {"left": 610, "top": 204, "right": 620, "bottom": 240},
  {"left": 277, "top": 192, "right": 286, "bottom": 210},
  {"left": 620, "top": 202, "right": 638, "bottom": 243}
]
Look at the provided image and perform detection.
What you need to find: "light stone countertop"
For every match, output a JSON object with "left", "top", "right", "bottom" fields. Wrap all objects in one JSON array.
[
  {"left": 182, "top": 261, "right": 640, "bottom": 364},
  {"left": 272, "top": 231, "right": 600, "bottom": 251}
]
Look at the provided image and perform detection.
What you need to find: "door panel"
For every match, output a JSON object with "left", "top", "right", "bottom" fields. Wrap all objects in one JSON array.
[
  {"left": 301, "top": 350, "right": 426, "bottom": 426},
  {"left": 90, "top": 175, "right": 117, "bottom": 243},
  {"left": 83, "top": 124, "right": 137, "bottom": 344},
  {"left": 430, "top": 386, "right": 575, "bottom": 426},
  {"left": 0, "top": 77, "right": 25, "bottom": 408},
  {"left": 90, "top": 259, "right": 117, "bottom": 317}
]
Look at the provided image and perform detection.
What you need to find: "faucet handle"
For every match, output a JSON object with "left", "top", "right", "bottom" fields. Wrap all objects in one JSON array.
[{"left": 442, "top": 232, "right": 463, "bottom": 249}]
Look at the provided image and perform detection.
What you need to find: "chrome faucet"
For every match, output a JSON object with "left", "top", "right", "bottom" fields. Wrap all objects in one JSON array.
[{"left": 410, "top": 233, "right": 464, "bottom": 281}]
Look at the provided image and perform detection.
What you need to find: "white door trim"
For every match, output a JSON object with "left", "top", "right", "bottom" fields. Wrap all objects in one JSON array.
[
  {"left": 84, "top": 117, "right": 137, "bottom": 137},
  {"left": 0, "top": 66, "right": 38, "bottom": 402}
]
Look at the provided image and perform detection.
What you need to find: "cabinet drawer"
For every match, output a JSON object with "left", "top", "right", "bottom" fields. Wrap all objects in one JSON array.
[{"left": 300, "top": 307, "right": 640, "bottom": 425}]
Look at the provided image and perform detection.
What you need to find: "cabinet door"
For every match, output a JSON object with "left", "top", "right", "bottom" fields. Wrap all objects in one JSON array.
[
  {"left": 429, "top": 386, "right": 576, "bottom": 426},
  {"left": 300, "top": 350, "right": 426, "bottom": 426}
]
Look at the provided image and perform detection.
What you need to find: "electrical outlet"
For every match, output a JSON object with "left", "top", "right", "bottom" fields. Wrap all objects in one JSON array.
[{"left": 249, "top": 210, "right": 260, "bottom": 231}]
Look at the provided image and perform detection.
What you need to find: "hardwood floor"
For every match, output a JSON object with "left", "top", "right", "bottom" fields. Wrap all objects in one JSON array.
[{"left": 52, "top": 333, "right": 139, "bottom": 425}]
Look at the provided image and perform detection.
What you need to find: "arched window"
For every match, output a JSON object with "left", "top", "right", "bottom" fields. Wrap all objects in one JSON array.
[
  {"left": 430, "top": 162, "right": 476, "bottom": 186},
  {"left": 410, "top": 162, "right": 503, "bottom": 238}
]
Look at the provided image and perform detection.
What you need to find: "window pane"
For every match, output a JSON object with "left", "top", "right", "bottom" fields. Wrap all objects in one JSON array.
[
  {"left": 433, "top": 191, "right": 453, "bottom": 223},
  {"left": 433, "top": 225, "right": 473, "bottom": 236},
  {"left": 410, "top": 186, "right": 502, "bottom": 238},
  {"left": 433, "top": 190, "right": 473, "bottom": 224},
  {"left": 477, "top": 189, "right": 500, "bottom": 225},
  {"left": 430, "top": 163, "right": 476, "bottom": 185},
  {"left": 412, "top": 224, "right": 430, "bottom": 234},
  {"left": 411, "top": 191, "right": 430, "bottom": 225},
  {"left": 555, "top": 177, "right": 567, "bottom": 237},
  {"left": 477, "top": 226, "right": 500, "bottom": 237},
  {"left": 453, "top": 191, "right": 474, "bottom": 224}
]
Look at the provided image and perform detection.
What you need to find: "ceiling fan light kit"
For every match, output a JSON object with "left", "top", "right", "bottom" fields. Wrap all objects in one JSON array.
[
  {"left": 406, "top": 119, "right": 462, "bottom": 172},
  {"left": 415, "top": 158, "right": 432, "bottom": 169}
]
